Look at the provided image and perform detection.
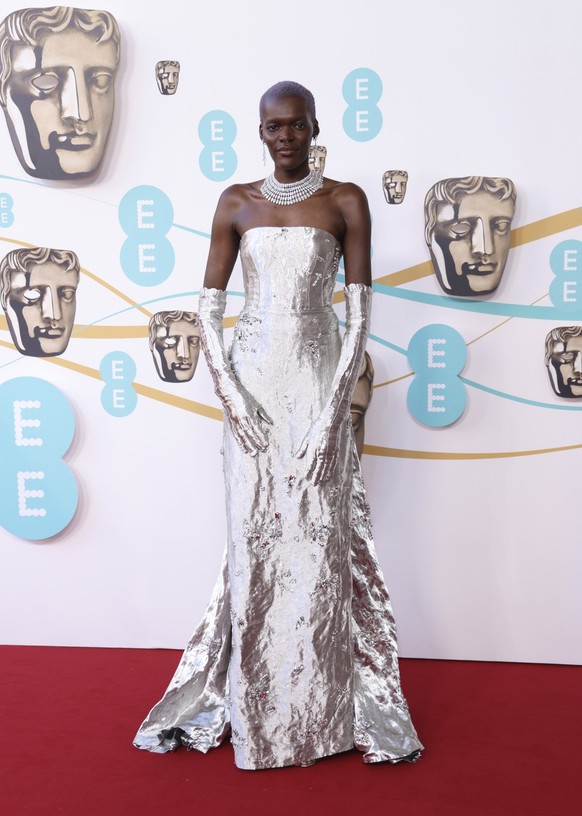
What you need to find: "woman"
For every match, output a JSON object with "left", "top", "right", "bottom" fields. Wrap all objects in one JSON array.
[{"left": 134, "top": 81, "right": 423, "bottom": 770}]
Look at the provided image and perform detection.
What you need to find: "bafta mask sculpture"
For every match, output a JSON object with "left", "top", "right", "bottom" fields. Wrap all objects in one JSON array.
[
  {"left": 350, "top": 351, "right": 374, "bottom": 458},
  {"left": 155, "top": 60, "right": 180, "bottom": 95},
  {"left": 308, "top": 144, "right": 327, "bottom": 174},
  {"left": 0, "top": 6, "right": 121, "bottom": 180},
  {"left": 545, "top": 326, "right": 582, "bottom": 398},
  {"left": 149, "top": 311, "right": 200, "bottom": 383},
  {"left": 382, "top": 170, "right": 408, "bottom": 204},
  {"left": 0, "top": 246, "right": 80, "bottom": 357},
  {"left": 424, "top": 176, "right": 516, "bottom": 296}
]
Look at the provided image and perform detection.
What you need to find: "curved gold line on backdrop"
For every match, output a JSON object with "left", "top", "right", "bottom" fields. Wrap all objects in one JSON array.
[
  {"left": 73, "top": 314, "right": 238, "bottom": 334},
  {"left": 2, "top": 334, "right": 579, "bottom": 459},
  {"left": 3, "top": 207, "right": 581, "bottom": 335},
  {"left": 362, "top": 442, "right": 582, "bottom": 460},
  {"left": 370, "top": 208, "right": 582, "bottom": 389},
  {"left": 0, "top": 317, "right": 152, "bottom": 337},
  {"left": 2, "top": 208, "right": 582, "bottom": 456},
  {"left": 373, "top": 293, "right": 550, "bottom": 389},
  {"left": 0, "top": 316, "right": 239, "bottom": 336},
  {"left": 3, "top": 336, "right": 576, "bottom": 460},
  {"left": 0, "top": 339, "right": 223, "bottom": 421},
  {"left": 46, "top": 353, "right": 222, "bottom": 420}
]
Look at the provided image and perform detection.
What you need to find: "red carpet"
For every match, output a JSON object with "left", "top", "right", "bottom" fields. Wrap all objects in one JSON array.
[{"left": 0, "top": 647, "right": 577, "bottom": 816}]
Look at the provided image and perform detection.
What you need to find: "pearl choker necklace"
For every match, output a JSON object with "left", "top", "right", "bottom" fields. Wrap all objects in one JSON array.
[{"left": 260, "top": 169, "right": 323, "bottom": 206}]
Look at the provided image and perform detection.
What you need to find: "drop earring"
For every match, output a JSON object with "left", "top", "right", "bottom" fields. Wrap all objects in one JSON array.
[{"left": 262, "top": 140, "right": 267, "bottom": 166}]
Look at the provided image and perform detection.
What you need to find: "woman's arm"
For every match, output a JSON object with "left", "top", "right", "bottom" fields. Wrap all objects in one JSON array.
[
  {"left": 202, "top": 186, "right": 244, "bottom": 289},
  {"left": 198, "top": 185, "right": 272, "bottom": 455},
  {"left": 336, "top": 182, "right": 372, "bottom": 286}
]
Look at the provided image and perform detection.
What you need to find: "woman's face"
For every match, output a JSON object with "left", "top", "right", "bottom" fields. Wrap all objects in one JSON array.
[{"left": 260, "top": 95, "right": 318, "bottom": 173}]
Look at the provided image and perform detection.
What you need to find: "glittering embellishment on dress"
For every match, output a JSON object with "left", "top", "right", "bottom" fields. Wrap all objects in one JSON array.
[
  {"left": 233, "top": 312, "right": 262, "bottom": 352},
  {"left": 133, "top": 227, "right": 423, "bottom": 769},
  {"left": 309, "top": 520, "right": 333, "bottom": 545}
]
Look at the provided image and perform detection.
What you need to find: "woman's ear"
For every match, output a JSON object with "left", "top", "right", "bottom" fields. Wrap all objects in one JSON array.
[{"left": 313, "top": 119, "right": 320, "bottom": 139}]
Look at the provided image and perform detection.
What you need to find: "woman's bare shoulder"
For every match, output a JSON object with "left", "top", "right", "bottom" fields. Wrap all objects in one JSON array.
[
  {"left": 219, "top": 180, "right": 264, "bottom": 204},
  {"left": 323, "top": 179, "right": 370, "bottom": 224},
  {"left": 324, "top": 178, "right": 368, "bottom": 203},
  {"left": 215, "top": 181, "right": 263, "bottom": 218}
]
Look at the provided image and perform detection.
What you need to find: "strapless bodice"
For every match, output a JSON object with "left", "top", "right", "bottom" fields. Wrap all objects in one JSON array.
[{"left": 239, "top": 226, "right": 341, "bottom": 313}]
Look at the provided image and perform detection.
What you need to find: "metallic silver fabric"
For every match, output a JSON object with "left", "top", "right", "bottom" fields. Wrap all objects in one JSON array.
[
  {"left": 295, "top": 282, "right": 371, "bottom": 484},
  {"left": 197, "top": 288, "right": 272, "bottom": 455},
  {"left": 134, "top": 226, "right": 423, "bottom": 769}
]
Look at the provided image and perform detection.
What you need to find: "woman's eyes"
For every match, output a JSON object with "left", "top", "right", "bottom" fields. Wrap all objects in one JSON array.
[{"left": 265, "top": 122, "right": 307, "bottom": 131}]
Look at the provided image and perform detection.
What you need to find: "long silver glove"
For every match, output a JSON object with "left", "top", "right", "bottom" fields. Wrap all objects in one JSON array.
[
  {"left": 295, "top": 283, "right": 372, "bottom": 484},
  {"left": 198, "top": 287, "right": 272, "bottom": 454}
]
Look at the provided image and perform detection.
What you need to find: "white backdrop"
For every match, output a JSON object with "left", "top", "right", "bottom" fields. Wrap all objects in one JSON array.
[{"left": 1, "top": 0, "right": 581, "bottom": 664}]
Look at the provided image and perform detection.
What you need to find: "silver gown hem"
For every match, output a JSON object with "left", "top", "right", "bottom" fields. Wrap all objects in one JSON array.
[
  {"left": 133, "top": 728, "right": 422, "bottom": 768},
  {"left": 133, "top": 724, "right": 227, "bottom": 755}
]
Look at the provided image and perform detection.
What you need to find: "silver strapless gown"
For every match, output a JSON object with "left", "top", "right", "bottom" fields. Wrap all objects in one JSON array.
[{"left": 134, "top": 226, "right": 423, "bottom": 769}]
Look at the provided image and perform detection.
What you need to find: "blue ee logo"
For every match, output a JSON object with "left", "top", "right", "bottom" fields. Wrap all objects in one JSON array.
[
  {"left": 199, "top": 110, "right": 237, "bottom": 181},
  {"left": 0, "top": 192, "right": 14, "bottom": 228},
  {"left": 0, "top": 377, "right": 78, "bottom": 540},
  {"left": 407, "top": 325, "right": 467, "bottom": 428},
  {"left": 100, "top": 352, "right": 137, "bottom": 417},
  {"left": 119, "top": 185, "right": 175, "bottom": 286},
  {"left": 342, "top": 68, "right": 383, "bottom": 142},
  {"left": 549, "top": 240, "right": 582, "bottom": 313}
]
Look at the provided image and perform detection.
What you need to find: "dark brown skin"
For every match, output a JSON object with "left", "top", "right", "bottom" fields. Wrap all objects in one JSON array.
[{"left": 203, "top": 94, "right": 372, "bottom": 290}]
